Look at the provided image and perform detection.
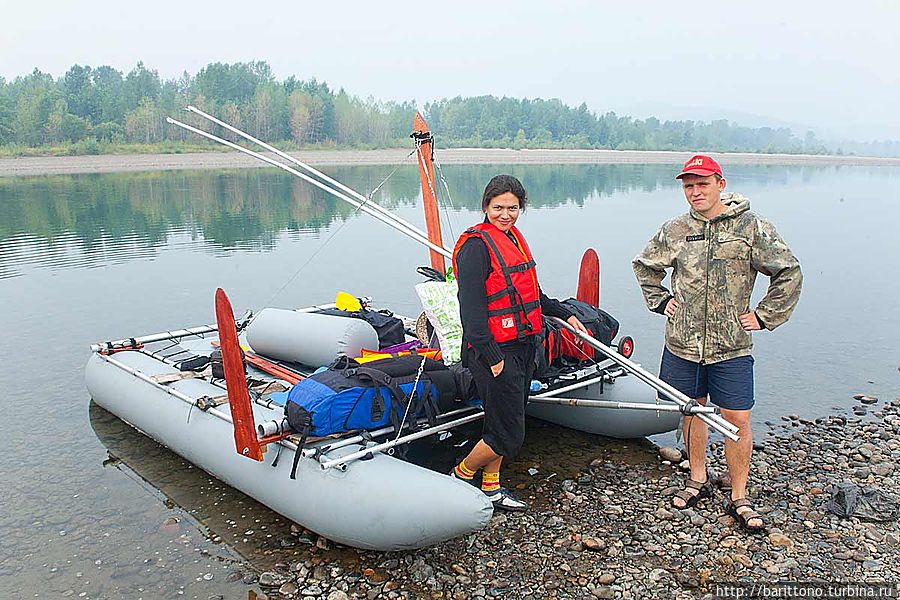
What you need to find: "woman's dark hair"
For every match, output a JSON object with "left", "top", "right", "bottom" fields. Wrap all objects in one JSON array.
[{"left": 481, "top": 174, "right": 528, "bottom": 212}]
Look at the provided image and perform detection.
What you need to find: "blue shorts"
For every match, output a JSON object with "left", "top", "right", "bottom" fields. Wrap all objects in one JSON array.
[{"left": 659, "top": 347, "right": 755, "bottom": 411}]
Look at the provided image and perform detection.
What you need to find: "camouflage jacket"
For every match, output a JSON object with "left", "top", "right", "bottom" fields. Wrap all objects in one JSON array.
[{"left": 632, "top": 193, "right": 802, "bottom": 364}]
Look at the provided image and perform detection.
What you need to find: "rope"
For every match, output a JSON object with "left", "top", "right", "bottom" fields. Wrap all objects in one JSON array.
[
  {"left": 367, "top": 149, "right": 416, "bottom": 201},
  {"left": 391, "top": 327, "right": 440, "bottom": 443},
  {"left": 433, "top": 157, "right": 459, "bottom": 243},
  {"left": 259, "top": 151, "right": 416, "bottom": 309}
]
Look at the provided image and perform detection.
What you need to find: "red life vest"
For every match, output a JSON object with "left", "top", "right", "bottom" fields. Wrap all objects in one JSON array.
[{"left": 452, "top": 223, "right": 543, "bottom": 344}]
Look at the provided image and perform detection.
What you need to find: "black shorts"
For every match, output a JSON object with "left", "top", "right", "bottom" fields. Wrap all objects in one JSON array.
[{"left": 467, "top": 341, "right": 536, "bottom": 458}]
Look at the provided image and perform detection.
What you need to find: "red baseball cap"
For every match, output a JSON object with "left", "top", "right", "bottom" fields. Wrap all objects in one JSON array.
[{"left": 676, "top": 154, "right": 723, "bottom": 179}]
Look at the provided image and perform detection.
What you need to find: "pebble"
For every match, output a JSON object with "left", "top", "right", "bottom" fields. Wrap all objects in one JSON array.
[
  {"left": 659, "top": 447, "right": 682, "bottom": 462},
  {"left": 156, "top": 401, "right": 900, "bottom": 599}
]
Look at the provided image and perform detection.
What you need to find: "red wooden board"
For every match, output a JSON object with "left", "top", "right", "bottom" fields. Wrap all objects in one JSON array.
[
  {"left": 576, "top": 248, "right": 600, "bottom": 307},
  {"left": 414, "top": 111, "right": 446, "bottom": 275},
  {"left": 214, "top": 288, "right": 263, "bottom": 461}
]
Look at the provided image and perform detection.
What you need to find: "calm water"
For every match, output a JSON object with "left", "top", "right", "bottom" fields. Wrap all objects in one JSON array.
[{"left": 1, "top": 163, "right": 898, "bottom": 597}]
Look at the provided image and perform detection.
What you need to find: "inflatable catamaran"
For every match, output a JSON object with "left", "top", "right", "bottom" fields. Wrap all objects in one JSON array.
[{"left": 85, "top": 109, "right": 739, "bottom": 551}]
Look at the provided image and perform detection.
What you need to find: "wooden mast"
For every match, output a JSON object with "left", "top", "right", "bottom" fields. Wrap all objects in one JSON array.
[{"left": 413, "top": 112, "right": 446, "bottom": 274}]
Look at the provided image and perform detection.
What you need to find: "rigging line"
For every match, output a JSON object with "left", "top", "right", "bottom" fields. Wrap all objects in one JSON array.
[
  {"left": 391, "top": 328, "right": 440, "bottom": 443},
  {"left": 366, "top": 149, "right": 416, "bottom": 201},
  {"left": 265, "top": 149, "right": 413, "bottom": 310},
  {"left": 260, "top": 213, "right": 358, "bottom": 308},
  {"left": 433, "top": 158, "right": 460, "bottom": 243},
  {"left": 416, "top": 144, "right": 453, "bottom": 251},
  {"left": 184, "top": 106, "right": 443, "bottom": 254}
]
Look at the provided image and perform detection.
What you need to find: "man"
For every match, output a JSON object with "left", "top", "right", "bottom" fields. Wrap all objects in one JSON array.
[{"left": 632, "top": 155, "right": 802, "bottom": 532}]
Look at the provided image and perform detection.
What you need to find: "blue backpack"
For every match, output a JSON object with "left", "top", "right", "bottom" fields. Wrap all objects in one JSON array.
[{"left": 285, "top": 356, "right": 457, "bottom": 478}]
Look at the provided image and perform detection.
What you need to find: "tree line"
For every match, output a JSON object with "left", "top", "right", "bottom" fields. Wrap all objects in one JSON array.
[{"left": 0, "top": 60, "right": 839, "bottom": 155}]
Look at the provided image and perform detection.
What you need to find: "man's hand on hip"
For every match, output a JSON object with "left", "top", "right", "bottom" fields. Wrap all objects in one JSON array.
[
  {"left": 739, "top": 312, "right": 762, "bottom": 331},
  {"left": 664, "top": 298, "right": 680, "bottom": 318}
]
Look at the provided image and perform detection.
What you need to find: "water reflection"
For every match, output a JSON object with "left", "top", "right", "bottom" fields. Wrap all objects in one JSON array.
[{"left": 0, "top": 164, "right": 689, "bottom": 277}]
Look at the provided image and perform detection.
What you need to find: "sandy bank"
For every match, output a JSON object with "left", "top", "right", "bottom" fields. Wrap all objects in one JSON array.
[{"left": 2, "top": 148, "right": 899, "bottom": 177}]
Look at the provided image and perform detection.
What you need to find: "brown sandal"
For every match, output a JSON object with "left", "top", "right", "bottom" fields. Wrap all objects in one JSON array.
[
  {"left": 671, "top": 477, "right": 712, "bottom": 509},
  {"left": 726, "top": 498, "right": 766, "bottom": 533}
]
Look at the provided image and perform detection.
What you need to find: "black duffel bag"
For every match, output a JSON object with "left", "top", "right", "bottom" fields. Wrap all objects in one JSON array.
[{"left": 319, "top": 307, "right": 406, "bottom": 349}]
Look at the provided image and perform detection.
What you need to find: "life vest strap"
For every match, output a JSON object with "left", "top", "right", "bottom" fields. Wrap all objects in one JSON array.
[
  {"left": 504, "top": 259, "right": 536, "bottom": 273},
  {"left": 487, "top": 300, "right": 541, "bottom": 317}
]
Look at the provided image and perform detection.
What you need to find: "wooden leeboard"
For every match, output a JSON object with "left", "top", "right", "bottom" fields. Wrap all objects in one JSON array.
[
  {"left": 414, "top": 111, "right": 446, "bottom": 274},
  {"left": 214, "top": 288, "right": 263, "bottom": 461},
  {"left": 576, "top": 248, "right": 601, "bottom": 308}
]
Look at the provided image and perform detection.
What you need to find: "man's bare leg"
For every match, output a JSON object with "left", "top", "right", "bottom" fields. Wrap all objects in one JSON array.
[
  {"left": 671, "top": 397, "right": 709, "bottom": 509},
  {"left": 720, "top": 408, "right": 761, "bottom": 528}
]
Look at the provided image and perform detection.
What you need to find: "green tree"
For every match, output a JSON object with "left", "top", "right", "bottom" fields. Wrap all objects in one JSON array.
[
  {"left": 63, "top": 64, "right": 98, "bottom": 122},
  {"left": 125, "top": 97, "right": 163, "bottom": 143},
  {"left": 0, "top": 79, "right": 14, "bottom": 144},
  {"left": 123, "top": 62, "right": 161, "bottom": 111}
]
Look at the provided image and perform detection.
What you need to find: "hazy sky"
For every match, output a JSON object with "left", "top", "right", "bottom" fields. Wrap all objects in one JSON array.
[{"left": 3, "top": 1, "right": 898, "bottom": 141}]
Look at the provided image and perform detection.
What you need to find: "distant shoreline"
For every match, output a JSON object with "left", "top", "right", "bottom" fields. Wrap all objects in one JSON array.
[{"left": 2, "top": 148, "right": 899, "bottom": 177}]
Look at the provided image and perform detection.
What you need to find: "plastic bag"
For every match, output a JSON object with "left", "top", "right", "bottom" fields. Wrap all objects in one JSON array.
[{"left": 825, "top": 481, "right": 900, "bottom": 522}]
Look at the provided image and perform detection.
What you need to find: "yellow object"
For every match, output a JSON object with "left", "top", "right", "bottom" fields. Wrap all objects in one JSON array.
[
  {"left": 335, "top": 291, "right": 362, "bottom": 312},
  {"left": 355, "top": 347, "right": 443, "bottom": 364}
]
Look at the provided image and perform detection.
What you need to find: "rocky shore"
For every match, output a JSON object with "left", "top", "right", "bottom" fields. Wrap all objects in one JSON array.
[{"left": 223, "top": 396, "right": 900, "bottom": 600}]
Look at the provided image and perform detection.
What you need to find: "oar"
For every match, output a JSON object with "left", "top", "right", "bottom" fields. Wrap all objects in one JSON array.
[
  {"left": 546, "top": 316, "right": 740, "bottom": 440},
  {"left": 184, "top": 105, "right": 445, "bottom": 256},
  {"left": 166, "top": 116, "right": 451, "bottom": 259}
]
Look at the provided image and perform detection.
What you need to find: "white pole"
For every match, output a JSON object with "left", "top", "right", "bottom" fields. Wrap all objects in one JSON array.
[
  {"left": 528, "top": 396, "right": 718, "bottom": 414},
  {"left": 166, "top": 117, "right": 451, "bottom": 259},
  {"left": 185, "top": 105, "right": 449, "bottom": 254},
  {"left": 318, "top": 411, "right": 485, "bottom": 470},
  {"left": 547, "top": 317, "right": 740, "bottom": 440},
  {"left": 89, "top": 302, "right": 342, "bottom": 353}
]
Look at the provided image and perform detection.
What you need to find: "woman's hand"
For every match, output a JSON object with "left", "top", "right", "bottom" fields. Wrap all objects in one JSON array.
[
  {"left": 566, "top": 316, "right": 589, "bottom": 345},
  {"left": 491, "top": 359, "right": 505, "bottom": 377}
]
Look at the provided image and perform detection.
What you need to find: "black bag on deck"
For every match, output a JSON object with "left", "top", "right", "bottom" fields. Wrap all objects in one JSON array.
[
  {"left": 318, "top": 307, "right": 406, "bottom": 349},
  {"left": 537, "top": 299, "right": 620, "bottom": 377},
  {"left": 563, "top": 299, "right": 619, "bottom": 346}
]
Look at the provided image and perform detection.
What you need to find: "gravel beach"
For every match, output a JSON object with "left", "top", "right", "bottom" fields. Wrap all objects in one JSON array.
[
  {"left": 2, "top": 148, "right": 900, "bottom": 177},
  {"left": 220, "top": 397, "right": 900, "bottom": 600}
]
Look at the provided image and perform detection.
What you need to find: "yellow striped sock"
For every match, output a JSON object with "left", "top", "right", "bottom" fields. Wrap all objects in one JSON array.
[
  {"left": 454, "top": 459, "right": 477, "bottom": 480},
  {"left": 481, "top": 470, "right": 500, "bottom": 492}
]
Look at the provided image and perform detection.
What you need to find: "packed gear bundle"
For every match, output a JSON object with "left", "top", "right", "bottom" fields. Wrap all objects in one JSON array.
[
  {"left": 538, "top": 299, "right": 620, "bottom": 376},
  {"left": 284, "top": 355, "right": 461, "bottom": 478}
]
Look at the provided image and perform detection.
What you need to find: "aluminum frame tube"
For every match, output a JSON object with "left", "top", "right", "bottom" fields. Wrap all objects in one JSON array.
[
  {"left": 318, "top": 411, "right": 486, "bottom": 470},
  {"left": 528, "top": 396, "right": 719, "bottom": 414},
  {"left": 546, "top": 317, "right": 739, "bottom": 440}
]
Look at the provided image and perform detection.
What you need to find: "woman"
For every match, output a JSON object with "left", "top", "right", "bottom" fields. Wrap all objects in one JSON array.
[{"left": 450, "top": 174, "right": 588, "bottom": 511}]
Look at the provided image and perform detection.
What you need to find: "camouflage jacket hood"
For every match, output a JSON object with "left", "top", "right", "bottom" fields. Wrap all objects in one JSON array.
[{"left": 632, "top": 192, "right": 802, "bottom": 364}]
